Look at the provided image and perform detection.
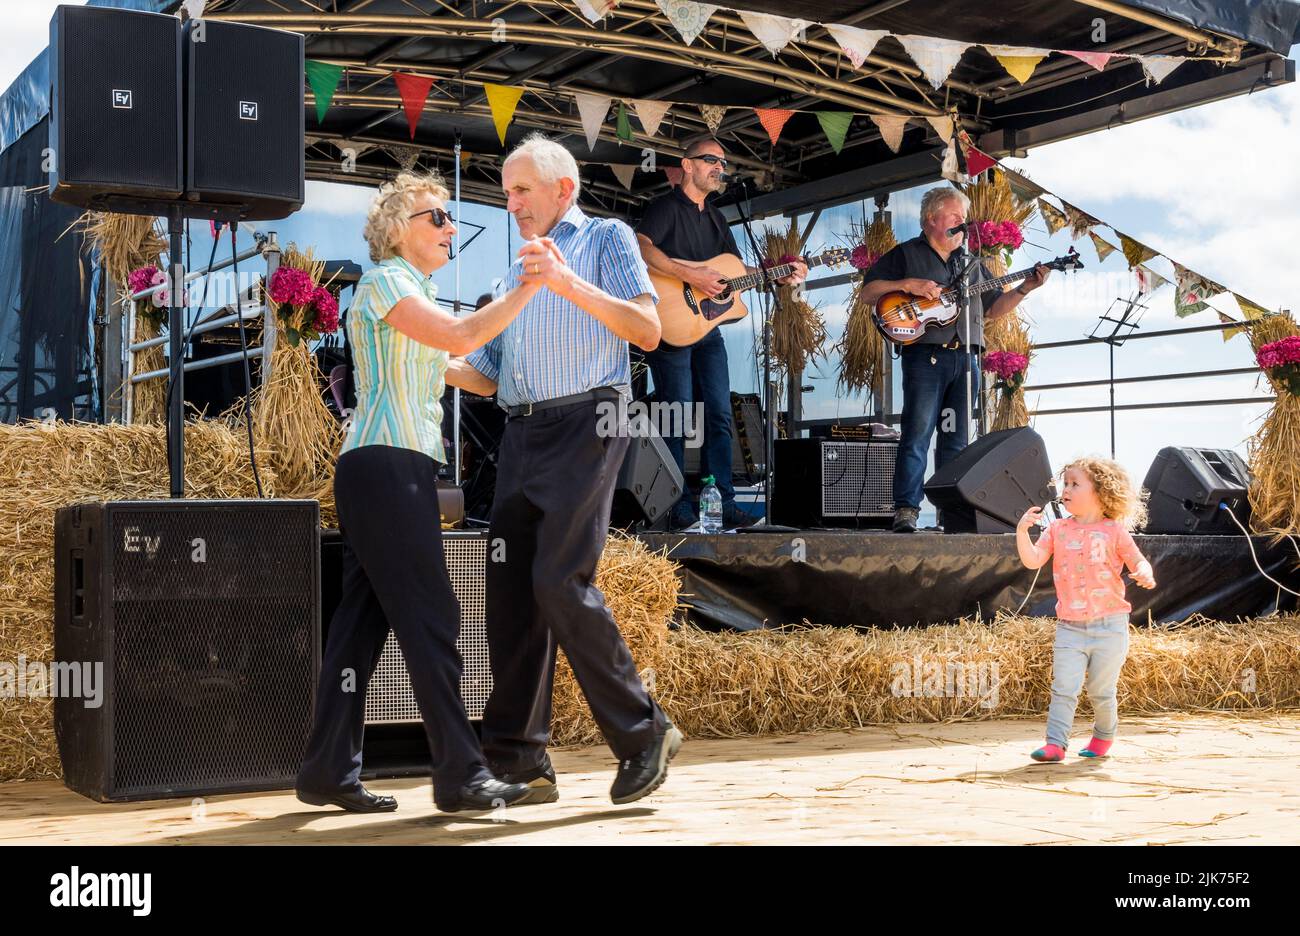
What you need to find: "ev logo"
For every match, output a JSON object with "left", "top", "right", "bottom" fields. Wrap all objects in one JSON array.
[
  {"left": 111, "top": 90, "right": 133, "bottom": 109},
  {"left": 239, "top": 101, "right": 258, "bottom": 121}
]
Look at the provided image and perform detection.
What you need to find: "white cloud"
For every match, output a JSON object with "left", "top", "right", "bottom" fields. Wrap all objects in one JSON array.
[{"left": 304, "top": 179, "right": 379, "bottom": 217}]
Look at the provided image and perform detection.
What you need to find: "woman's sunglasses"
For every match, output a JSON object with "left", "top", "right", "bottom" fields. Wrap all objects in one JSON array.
[{"left": 409, "top": 207, "right": 456, "bottom": 228}]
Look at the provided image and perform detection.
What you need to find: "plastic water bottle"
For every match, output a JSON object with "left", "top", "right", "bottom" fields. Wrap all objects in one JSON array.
[{"left": 700, "top": 475, "right": 723, "bottom": 534}]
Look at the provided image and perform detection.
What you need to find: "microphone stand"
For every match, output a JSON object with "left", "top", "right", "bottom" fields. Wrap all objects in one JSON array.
[
  {"left": 953, "top": 227, "right": 985, "bottom": 442},
  {"left": 728, "top": 176, "right": 781, "bottom": 517}
]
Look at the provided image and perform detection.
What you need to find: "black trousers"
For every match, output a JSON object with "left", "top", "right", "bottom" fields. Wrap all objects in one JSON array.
[
  {"left": 480, "top": 399, "right": 667, "bottom": 771},
  {"left": 297, "top": 445, "right": 491, "bottom": 800}
]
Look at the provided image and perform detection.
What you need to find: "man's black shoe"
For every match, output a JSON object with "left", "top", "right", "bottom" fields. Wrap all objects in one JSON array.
[
  {"left": 723, "top": 504, "right": 757, "bottom": 530},
  {"left": 435, "top": 776, "right": 533, "bottom": 813},
  {"left": 610, "top": 723, "right": 684, "bottom": 804},
  {"left": 494, "top": 757, "right": 560, "bottom": 805},
  {"left": 296, "top": 784, "right": 398, "bottom": 813}
]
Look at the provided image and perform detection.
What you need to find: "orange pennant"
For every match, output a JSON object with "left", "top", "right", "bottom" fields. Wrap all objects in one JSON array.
[{"left": 755, "top": 108, "right": 795, "bottom": 146}]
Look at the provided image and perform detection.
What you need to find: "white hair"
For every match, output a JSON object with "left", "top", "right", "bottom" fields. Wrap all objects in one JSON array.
[
  {"left": 503, "top": 133, "right": 581, "bottom": 200},
  {"left": 919, "top": 186, "right": 970, "bottom": 225}
]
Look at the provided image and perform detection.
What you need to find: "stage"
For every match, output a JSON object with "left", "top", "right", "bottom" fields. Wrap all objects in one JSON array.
[{"left": 636, "top": 530, "right": 1300, "bottom": 631}]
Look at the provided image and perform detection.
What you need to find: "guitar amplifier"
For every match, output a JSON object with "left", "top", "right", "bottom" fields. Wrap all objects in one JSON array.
[{"left": 772, "top": 438, "right": 897, "bottom": 527}]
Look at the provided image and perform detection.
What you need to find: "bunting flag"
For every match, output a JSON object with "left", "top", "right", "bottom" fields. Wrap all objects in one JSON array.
[
  {"left": 925, "top": 114, "right": 954, "bottom": 145},
  {"left": 616, "top": 101, "right": 633, "bottom": 141},
  {"left": 896, "top": 35, "right": 972, "bottom": 90},
  {"left": 631, "top": 99, "right": 673, "bottom": 138},
  {"left": 940, "top": 139, "right": 961, "bottom": 182},
  {"left": 182, "top": 0, "right": 206, "bottom": 18},
  {"left": 755, "top": 108, "right": 795, "bottom": 145},
  {"left": 1062, "top": 50, "right": 1114, "bottom": 71},
  {"left": 1038, "top": 198, "right": 1068, "bottom": 235},
  {"left": 574, "top": 0, "right": 617, "bottom": 22},
  {"left": 1235, "top": 293, "right": 1271, "bottom": 320},
  {"left": 1217, "top": 311, "right": 1246, "bottom": 342},
  {"left": 304, "top": 60, "right": 344, "bottom": 124},
  {"left": 699, "top": 104, "right": 728, "bottom": 134},
  {"left": 574, "top": 92, "right": 612, "bottom": 151},
  {"left": 815, "top": 111, "right": 854, "bottom": 154},
  {"left": 985, "top": 45, "right": 1050, "bottom": 85},
  {"left": 392, "top": 72, "right": 434, "bottom": 140},
  {"left": 656, "top": 0, "right": 718, "bottom": 46},
  {"left": 663, "top": 166, "right": 684, "bottom": 186},
  {"left": 1173, "top": 262, "right": 1222, "bottom": 318},
  {"left": 1089, "top": 231, "right": 1118, "bottom": 263},
  {"left": 1136, "top": 264, "right": 1168, "bottom": 294},
  {"left": 738, "top": 11, "right": 810, "bottom": 57},
  {"left": 1061, "top": 202, "right": 1099, "bottom": 239},
  {"left": 869, "top": 115, "right": 909, "bottom": 153},
  {"left": 611, "top": 164, "right": 637, "bottom": 190},
  {"left": 825, "top": 24, "right": 888, "bottom": 68},
  {"left": 484, "top": 83, "right": 525, "bottom": 146},
  {"left": 963, "top": 141, "right": 996, "bottom": 177},
  {"left": 1119, "top": 233, "right": 1157, "bottom": 269},
  {"left": 1136, "top": 54, "right": 1184, "bottom": 85},
  {"left": 1003, "top": 169, "right": 1043, "bottom": 204}
]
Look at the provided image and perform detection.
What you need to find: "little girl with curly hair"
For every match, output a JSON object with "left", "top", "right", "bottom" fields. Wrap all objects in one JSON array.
[{"left": 1016, "top": 457, "right": 1156, "bottom": 762}]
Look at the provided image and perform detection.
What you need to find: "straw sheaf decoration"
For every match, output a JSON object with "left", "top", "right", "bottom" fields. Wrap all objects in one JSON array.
[
  {"left": 764, "top": 220, "right": 827, "bottom": 377},
  {"left": 836, "top": 215, "right": 895, "bottom": 398},
  {"left": 1246, "top": 312, "right": 1300, "bottom": 538}
]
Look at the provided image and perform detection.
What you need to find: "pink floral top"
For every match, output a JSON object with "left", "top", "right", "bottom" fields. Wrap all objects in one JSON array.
[{"left": 1039, "top": 518, "right": 1147, "bottom": 621}]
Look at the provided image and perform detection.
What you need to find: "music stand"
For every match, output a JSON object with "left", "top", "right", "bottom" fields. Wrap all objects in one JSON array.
[{"left": 1088, "top": 293, "right": 1146, "bottom": 458}]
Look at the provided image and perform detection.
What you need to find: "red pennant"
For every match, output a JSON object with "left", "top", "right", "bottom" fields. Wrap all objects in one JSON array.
[
  {"left": 755, "top": 108, "right": 795, "bottom": 146},
  {"left": 663, "top": 167, "right": 684, "bottom": 187},
  {"left": 964, "top": 143, "right": 996, "bottom": 177},
  {"left": 393, "top": 72, "right": 435, "bottom": 140}
]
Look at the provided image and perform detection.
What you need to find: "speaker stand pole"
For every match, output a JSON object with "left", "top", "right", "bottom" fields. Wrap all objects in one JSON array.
[{"left": 167, "top": 204, "right": 186, "bottom": 498}]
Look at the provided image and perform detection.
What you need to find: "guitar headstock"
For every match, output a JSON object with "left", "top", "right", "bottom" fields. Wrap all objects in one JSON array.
[
  {"left": 1045, "top": 247, "right": 1084, "bottom": 272},
  {"left": 816, "top": 247, "right": 852, "bottom": 270}
]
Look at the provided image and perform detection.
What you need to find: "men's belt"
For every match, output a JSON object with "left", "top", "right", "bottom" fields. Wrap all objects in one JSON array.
[{"left": 503, "top": 387, "right": 623, "bottom": 419}]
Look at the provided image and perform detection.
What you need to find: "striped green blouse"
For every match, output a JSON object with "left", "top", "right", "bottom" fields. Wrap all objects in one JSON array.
[{"left": 341, "top": 255, "right": 448, "bottom": 464}]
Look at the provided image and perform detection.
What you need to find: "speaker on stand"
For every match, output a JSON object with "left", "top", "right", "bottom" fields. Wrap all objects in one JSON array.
[
  {"left": 1141, "top": 446, "right": 1252, "bottom": 534},
  {"left": 924, "top": 426, "right": 1056, "bottom": 533}
]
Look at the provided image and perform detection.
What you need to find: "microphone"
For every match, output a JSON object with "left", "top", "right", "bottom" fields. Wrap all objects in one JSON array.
[
  {"left": 720, "top": 171, "right": 751, "bottom": 185},
  {"left": 946, "top": 221, "right": 968, "bottom": 237}
]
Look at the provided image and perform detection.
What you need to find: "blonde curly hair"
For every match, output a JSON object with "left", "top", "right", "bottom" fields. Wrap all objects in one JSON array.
[
  {"left": 362, "top": 171, "right": 450, "bottom": 263},
  {"left": 1061, "top": 456, "right": 1149, "bottom": 531}
]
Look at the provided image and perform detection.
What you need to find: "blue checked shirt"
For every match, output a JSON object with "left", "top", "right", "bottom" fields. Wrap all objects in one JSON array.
[{"left": 465, "top": 204, "right": 657, "bottom": 407}]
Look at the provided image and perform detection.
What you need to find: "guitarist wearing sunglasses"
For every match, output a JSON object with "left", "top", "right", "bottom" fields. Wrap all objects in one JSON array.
[{"left": 635, "top": 136, "right": 808, "bottom": 531}]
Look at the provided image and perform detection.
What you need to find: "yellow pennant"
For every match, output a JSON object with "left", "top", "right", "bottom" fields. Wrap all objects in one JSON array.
[
  {"left": 484, "top": 83, "right": 525, "bottom": 146},
  {"left": 1234, "top": 293, "right": 1271, "bottom": 320},
  {"left": 1118, "top": 233, "right": 1157, "bottom": 269},
  {"left": 994, "top": 53, "right": 1047, "bottom": 85}
]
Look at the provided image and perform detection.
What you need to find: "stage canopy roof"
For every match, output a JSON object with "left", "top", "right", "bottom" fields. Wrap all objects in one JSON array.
[{"left": 1, "top": 0, "right": 1296, "bottom": 217}]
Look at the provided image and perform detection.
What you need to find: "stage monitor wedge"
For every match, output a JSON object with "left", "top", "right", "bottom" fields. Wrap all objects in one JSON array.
[
  {"left": 48, "top": 6, "right": 184, "bottom": 210},
  {"left": 924, "top": 426, "right": 1055, "bottom": 533},
  {"left": 184, "top": 18, "right": 304, "bottom": 221},
  {"left": 1142, "top": 446, "right": 1251, "bottom": 534}
]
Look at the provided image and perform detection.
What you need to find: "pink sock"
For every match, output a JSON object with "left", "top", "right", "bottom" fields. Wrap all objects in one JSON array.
[
  {"left": 1031, "top": 743, "right": 1066, "bottom": 762},
  {"left": 1079, "top": 737, "right": 1113, "bottom": 758}
]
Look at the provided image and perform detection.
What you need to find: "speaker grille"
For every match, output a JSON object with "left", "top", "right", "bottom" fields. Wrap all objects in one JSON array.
[
  {"left": 364, "top": 533, "right": 493, "bottom": 723},
  {"left": 820, "top": 441, "right": 897, "bottom": 517},
  {"left": 187, "top": 20, "right": 304, "bottom": 207},
  {"left": 52, "top": 7, "right": 181, "bottom": 195}
]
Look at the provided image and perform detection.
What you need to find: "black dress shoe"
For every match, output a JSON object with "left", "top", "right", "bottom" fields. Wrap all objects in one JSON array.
[
  {"left": 494, "top": 756, "right": 560, "bottom": 805},
  {"left": 610, "top": 722, "right": 684, "bottom": 804},
  {"left": 296, "top": 785, "right": 398, "bottom": 813},
  {"left": 435, "top": 776, "right": 533, "bottom": 813}
]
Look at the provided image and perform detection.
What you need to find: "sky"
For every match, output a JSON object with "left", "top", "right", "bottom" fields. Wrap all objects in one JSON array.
[{"left": 4, "top": 3, "right": 1297, "bottom": 509}]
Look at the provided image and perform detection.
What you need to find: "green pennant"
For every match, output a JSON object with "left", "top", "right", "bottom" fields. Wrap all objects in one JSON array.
[
  {"left": 305, "top": 60, "right": 344, "bottom": 124},
  {"left": 814, "top": 111, "right": 853, "bottom": 155},
  {"left": 616, "top": 102, "right": 632, "bottom": 142}
]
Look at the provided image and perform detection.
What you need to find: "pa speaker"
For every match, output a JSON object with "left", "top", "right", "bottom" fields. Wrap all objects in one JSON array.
[
  {"left": 612, "top": 430, "right": 685, "bottom": 529},
  {"left": 771, "top": 438, "right": 897, "bottom": 527},
  {"left": 924, "top": 426, "right": 1055, "bottom": 533},
  {"left": 1142, "top": 446, "right": 1251, "bottom": 534},
  {"left": 48, "top": 6, "right": 184, "bottom": 210},
  {"left": 53, "top": 499, "right": 320, "bottom": 802},
  {"left": 183, "top": 18, "right": 304, "bottom": 220}
]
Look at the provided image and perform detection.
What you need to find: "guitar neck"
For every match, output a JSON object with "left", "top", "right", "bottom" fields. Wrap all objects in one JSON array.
[
  {"left": 727, "top": 255, "right": 826, "bottom": 292},
  {"left": 941, "top": 264, "right": 1039, "bottom": 301}
]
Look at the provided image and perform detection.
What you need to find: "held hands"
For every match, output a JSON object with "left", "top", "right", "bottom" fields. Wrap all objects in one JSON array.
[
  {"left": 1132, "top": 561, "right": 1156, "bottom": 590},
  {"left": 903, "top": 278, "right": 943, "bottom": 301},
  {"left": 518, "top": 238, "right": 573, "bottom": 295}
]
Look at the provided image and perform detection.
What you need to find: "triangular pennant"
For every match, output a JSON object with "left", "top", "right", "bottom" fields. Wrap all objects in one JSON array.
[
  {"left": 1217, "top": 311, "right": 1246, "bottom": 342},
  {"left": 699, "top": 104, "right": 727, "bottom": 135},
  {"left": 484, "top": 83, "right": 525, "bottom": 146},
  {"left": 1003, "top": 169, "right": 1043, "bottom": 204},
  {"left": 304, "top": 60, "right": 344, "bottom": 124},
  {"left": 1061, "top": 202, "right": 1099, "bottom": 240},
  {"left": 574, "top": 0, "right": 617, "bottom": 22},
  {"left": 1089, "top": 231, "right": 1118, "bottom": 263},
  {"left": 616, "top": 101, "right": 633, "bottom": 142},
  {"left": 1136, "top": 264, "right": 1168, "bottom": 294},
  {"left": 663, "top": 166, "right": 684, "bottom": 187},
  {"left": 1173, "top": 262, "right": 1221, "bottom": 318},
  {"left": 1118, "top": 233, "right": 1157, "bottom": 269},
  {"left": 869, "top": 115, "right": 909, "bottom": 154},
  {"left": 940, "top": 139, "right": 962, "bottom": 182},
  {"left": 1135, "top": 54, "right": 1184, "bottom": 85},
  {"left": 964, "top": 142, "right": 996, "bottom": 177},
  {"left": 611, "top": 164, "right": 637, "bottom": 190},
  {"left": 825, "top": 24, "right": 888, "bottom": 69},
  {"left": 984, "top": 45, "right": 1050, "bottom": 85},
  {"left": 631, "top": 99, "right": 673, "bottom": 138},
  {"left": 182, "top": 0, "right": 206, "bottom": 18},
  {"left": 896, "top": 35, "right": 972, "bottom": 90},
  {"left": 574, "top": 92, "right": 612, "bottom": 152},
  {"left": 655, "top": 0, "right": 717, "bottom": 46},
  {"left": 1234, "top": 293, "right": 1271, "bottom": 320},
  {"left": 1038, "top": 198, "right": 1068, "bottom": 235},
  {"left": 1062, "top": 50, "right": 1114, "bottom": 71},
  {"left": 755, "top": 108, "right": 795, "bottom": 146},
  {"left": 925, "top": 114, "right": 953, "bottom": 145},
  {"left": 738, "top": 11, "right": 810, "bottom": 57},
  {"left": 392, "top": 72, "right": 435, "bottom": 140},
  {"left": 815, "top": 111, "right": 853, "bottom": 155}
]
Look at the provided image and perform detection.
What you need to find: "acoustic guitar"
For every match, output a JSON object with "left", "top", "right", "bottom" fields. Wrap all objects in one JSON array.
[
  {"left": 872, "top": 248, "right": 1083, "bottom": 346},
  {"left": 651, "top": 247, "right": 850, "bottom": 347}
]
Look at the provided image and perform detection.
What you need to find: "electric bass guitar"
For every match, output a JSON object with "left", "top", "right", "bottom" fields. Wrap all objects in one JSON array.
[
  {"left": 872, "top": 248, "right": 1083, "bottom": 346},
  {"left": 651, "top": 247, "right": 851, "bottom": 347}
]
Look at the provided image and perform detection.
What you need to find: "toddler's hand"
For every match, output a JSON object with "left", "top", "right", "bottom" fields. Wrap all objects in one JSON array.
[
  {"left": 1017, "top": 505, "right": 1043, "bottom": 531},
  {"left": 1132, "top": 565, "right": 1156, "bottom": 589}
]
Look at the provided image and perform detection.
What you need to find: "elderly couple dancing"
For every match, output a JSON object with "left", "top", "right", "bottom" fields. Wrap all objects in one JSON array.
[{"left": 295, "top": 134, "right": 681, "bottom": 814}]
